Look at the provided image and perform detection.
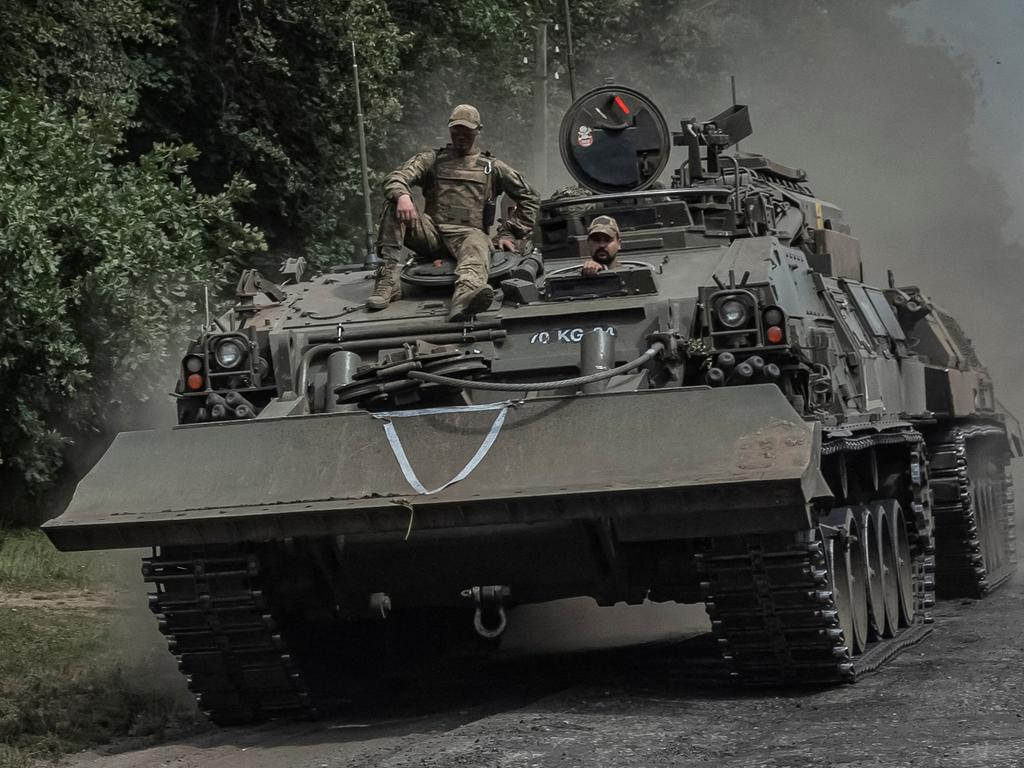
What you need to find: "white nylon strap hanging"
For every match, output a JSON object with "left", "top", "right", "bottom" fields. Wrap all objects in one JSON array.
[{"left": 372, "top": 402, "right": 511, "bottom": 495}]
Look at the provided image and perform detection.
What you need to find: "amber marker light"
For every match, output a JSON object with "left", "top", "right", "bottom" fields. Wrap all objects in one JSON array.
[
  {"left": 766, "top": 326, "right": 784, "bottom": 344},
  {"left": 186, "top": 373, "right": 205, "bottom": 391}
]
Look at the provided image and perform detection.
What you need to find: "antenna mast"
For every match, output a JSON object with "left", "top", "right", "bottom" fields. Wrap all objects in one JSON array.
[
  {"left": 533, "top": 20, "right": 549, "bottom": 196},
  {"left": 731, "top": 75, "right": 740, "bottom": 154},
  {"left": 563, "top": 0, "right": 577, "bottom": 101},
  {"left": 351, "top": 42, "right": 378, "bottom": 267}
]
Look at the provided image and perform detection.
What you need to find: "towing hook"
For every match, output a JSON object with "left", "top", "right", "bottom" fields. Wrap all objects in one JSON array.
[
  {"left": 461, "top": 585, "right": 511, "bottom": 639},
  {"left": 368, "top": 591, "right": 391, "bottom": 619}
]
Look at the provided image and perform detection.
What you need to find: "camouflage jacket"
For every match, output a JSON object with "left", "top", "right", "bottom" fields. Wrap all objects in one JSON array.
[{"left": 383, "top": 146, "right": 539, "bottom": 239}]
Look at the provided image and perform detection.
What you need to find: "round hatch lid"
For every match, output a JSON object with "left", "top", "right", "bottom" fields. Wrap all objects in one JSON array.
[{"left": 558, "top": 84, "right": 671, "bottom": 193}]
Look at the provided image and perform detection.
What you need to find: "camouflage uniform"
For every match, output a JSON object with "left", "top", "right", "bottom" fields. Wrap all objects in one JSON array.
[{"left": 369, "top": 105, "right": 539, "bottom": 320}]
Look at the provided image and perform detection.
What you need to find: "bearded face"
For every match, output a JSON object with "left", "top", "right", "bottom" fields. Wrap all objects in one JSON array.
[{"left": 588, "top": 232, "right": 621, "bottom": 264}]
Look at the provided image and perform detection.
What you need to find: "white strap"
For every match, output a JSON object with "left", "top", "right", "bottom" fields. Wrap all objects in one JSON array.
[{"left": 373, "top": 402, "right": 511, "bottom": 495}]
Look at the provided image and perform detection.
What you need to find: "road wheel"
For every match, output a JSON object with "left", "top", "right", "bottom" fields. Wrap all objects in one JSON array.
[
  {"left": 846, "top": 510, "right": 870, "bottom": 653},
  {"left": 860, "top": 504, "right": 885, "bottom": 642},
  {"left": 822, "top": 506, "right": 868, "bottom": 655},
  {"left": 873, "top": 501, "right": 900, "bottom": 638},
  {"left": 884, "top": 500, "right": 915, "bottom": 627}
]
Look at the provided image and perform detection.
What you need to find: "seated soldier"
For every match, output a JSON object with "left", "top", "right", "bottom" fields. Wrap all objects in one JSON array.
[
  {"left": 581, "top": 215, "right": 622, "bottom": 275},
  {"left": 369, "top": 104, "right": 539, "bottom": 322}
]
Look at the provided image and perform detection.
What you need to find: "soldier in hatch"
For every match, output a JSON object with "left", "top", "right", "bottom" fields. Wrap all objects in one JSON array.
[
  {"left": 368, "top": 104, "right": 540, "bottom": 322},
  {"left": 580, "top": 215, "right": 622, "bottom": 276}
]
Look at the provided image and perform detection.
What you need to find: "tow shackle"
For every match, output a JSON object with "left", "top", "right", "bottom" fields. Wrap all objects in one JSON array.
[{"left": 461, "top": 585, "right": 511, "bottom": 639}]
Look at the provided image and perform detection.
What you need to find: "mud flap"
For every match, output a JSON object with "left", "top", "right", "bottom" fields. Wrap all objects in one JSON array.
[{"left": 43, "top": 385, "right": 831, "bottom": 551}]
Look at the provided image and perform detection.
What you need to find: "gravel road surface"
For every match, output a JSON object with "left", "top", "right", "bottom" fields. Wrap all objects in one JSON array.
[{"left": 71, "top": 577, "right": 1024, "bottom": 768}]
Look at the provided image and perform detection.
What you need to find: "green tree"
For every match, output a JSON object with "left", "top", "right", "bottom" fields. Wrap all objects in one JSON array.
[
  {"left": 0, "top": 90, "right": 264, "bottom": 524},
  {"left": 126, "top": 0, "right": 406, "bottom": 264},
  {"left": 0, "top": 0, "right": 165, "bottom": 119},
  {"left": 0, "top": 0, "right": 740, "bottom": 523}
]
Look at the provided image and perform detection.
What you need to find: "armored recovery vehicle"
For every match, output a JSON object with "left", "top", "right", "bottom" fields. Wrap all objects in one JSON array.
[{"left": 44, "top": 84, "right": 1020, "bottom": 723}]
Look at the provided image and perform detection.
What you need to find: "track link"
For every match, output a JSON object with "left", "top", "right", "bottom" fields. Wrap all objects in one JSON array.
[
  {"left": 929, "top": 425, "right": 1016, "bottom": 598},
  {"left": 142, "top": 546, "right": 317, "bottom": 725},
  {"left": 698, "top": 531, "right": 931, "bottom": 685},
  {"left": 699, "top": 432, "right": 933, "bottom": 685}
]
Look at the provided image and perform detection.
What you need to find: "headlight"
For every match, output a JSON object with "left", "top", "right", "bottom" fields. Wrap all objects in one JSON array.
[
  {"left": 214, "top": 339, "right": 246, "bottom": 368},
  {"left": 717, "top": 298, "right": 749, "bottom": 328}
]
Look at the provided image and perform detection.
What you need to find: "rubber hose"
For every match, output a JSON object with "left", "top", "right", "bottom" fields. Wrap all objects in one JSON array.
[{"left": 407, "top": 342, "right": 664, "bottom": 392}]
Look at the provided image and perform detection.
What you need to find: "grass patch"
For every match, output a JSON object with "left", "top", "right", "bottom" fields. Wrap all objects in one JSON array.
[
  {"left": 0, "top": 746, "right": 35, "bottom": 768},
  {"left": 0, "top": 529, "right": 200, "bottom": 766},
  {"left": 0, "top": 605, "right": 198, "bottom": 764},
  {"left": 0, "top": 529, "right": 115, "bottom": 590}
]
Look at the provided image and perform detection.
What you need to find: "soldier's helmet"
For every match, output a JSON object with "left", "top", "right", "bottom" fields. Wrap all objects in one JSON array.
[
  {"left": 587, "top": 215, "right": 620, "bottom": 240},
  {"left": 448, "top": 104, "right": 482, "bottom": 130}
]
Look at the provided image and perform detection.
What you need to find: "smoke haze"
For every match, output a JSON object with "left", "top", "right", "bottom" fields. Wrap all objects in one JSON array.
[
  {"left": 68, "top": 3, "right": 1024, "bottom": 657},
  {"left": 481, "top": 0, "right": 1024, "bottom": 650},
  {"left": 503, "top": 0, "right": 1024, "bottom": 420}
]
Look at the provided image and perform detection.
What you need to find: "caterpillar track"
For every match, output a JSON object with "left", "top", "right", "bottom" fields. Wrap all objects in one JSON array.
[
  {"left": 699, "top": 431, "right": 936, "bottom": 685},
  {"left": 142, "top": 546, "right": 317, "bottom": 725},
  {"left": 929, "top": 424, "right": 1017, "bottom": 598}
]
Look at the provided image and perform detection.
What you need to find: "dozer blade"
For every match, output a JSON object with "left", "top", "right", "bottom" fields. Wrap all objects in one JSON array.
[{"left": 43, "top": 385, "right": 831, "bottom": 551}]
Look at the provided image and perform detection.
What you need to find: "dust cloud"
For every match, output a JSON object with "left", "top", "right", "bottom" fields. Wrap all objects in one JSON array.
[
  {"left": 485, "top": 0, "right": 1024, "bottom": 651},
  {"left": 62, "top": 2, "right": 1024, "bottom": 666},
  {"left": 97, "top": 548, "right": 197, "bottom": 705},
  {"left": 503, "top": 599, "right": 710, "bottom": 655},
  {"left": 487, "top": 1, "right": 1024, "bottom": 418}
]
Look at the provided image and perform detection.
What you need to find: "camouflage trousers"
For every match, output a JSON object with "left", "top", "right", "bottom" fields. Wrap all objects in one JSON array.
[{"left": 377, "top": 202, "right": 491, "bottom": 291}]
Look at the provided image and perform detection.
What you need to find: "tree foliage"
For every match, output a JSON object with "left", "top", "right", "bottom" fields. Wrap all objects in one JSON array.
[
  {"left": 0, "top": 0, "right": 737, "bottom": 521},
  {"left": 0, "top": 90, "right": 263, "bottom": 523},
  {"left": 121, "top": 0, "right": 678, "bottom": 260},
  {"left": 125, "top": 0, "right": 406, "bottom": 264}
]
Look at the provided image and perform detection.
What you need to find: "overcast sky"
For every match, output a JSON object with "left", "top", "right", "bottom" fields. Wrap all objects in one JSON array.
[
  {"left": 641, "top": 0, "right": 1024, "bottom": 418},
  {"left": 896, "top": 0, "right": 1024, "bottom": 247}
]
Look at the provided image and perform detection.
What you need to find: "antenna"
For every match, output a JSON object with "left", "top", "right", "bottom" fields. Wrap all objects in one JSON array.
[
  {"left": 351, "top": 42, "right": 378, "bottom": 267},
  {"left": 204, "top": 284, "right": 210, "bottom": 329},
  {"left": 731, "top": 75, "right": 740, "bottom": 154},
  {"left": 533, "top": 20, "right": 549, "bottom": 196},
  {"left": 563, "top": 0, "right": 577, "bottom": 101}
]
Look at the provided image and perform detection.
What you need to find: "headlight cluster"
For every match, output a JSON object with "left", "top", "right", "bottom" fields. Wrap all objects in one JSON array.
[
  {"left": 183, "top": 354, "right": 205, "bottom": 392},
  {"left": 181, "top": 333, "right": 253, "bottom": 393},
  {"left": 707, "top": 289, "right": 787, "bottom": 349}
]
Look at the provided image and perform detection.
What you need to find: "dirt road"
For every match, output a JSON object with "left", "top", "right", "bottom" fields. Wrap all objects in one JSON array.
[{"left": 71, "top": 578, "right": 1024, "bottom": 768}]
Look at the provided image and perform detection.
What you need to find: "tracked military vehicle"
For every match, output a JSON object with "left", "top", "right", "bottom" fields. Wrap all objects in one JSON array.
[{"left": 44, "top": 84, "right": 1020, "bottom": 723}]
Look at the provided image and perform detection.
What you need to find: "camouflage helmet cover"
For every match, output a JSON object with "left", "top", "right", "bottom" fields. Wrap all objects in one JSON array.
[
  {"left": 587, "top": 215, "right": 620, "bottom": 239},
  {"left": 448, "top": 104, "right": 482, "bottom": 130}
]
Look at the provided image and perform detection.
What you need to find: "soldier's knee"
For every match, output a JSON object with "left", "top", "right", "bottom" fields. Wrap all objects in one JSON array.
[
  {"left": 456, "top": 232, "right": 491, "bottom": 261},
  {"left": 464, "top": 231, "right": 491, "bottom": 250}
]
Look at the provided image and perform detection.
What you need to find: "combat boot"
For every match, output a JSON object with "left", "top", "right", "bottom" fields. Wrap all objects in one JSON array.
[
  {"left": 448, "top": 284, "right": 494, "bottom": 323},
  {"left": 366, "top": 261, "right": 402, "bottom": 311}
]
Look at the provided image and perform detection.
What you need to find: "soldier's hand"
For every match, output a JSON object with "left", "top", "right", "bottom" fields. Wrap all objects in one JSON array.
[
  {"left": 581, "top": 259, "right": 605, "bottom": 276},
  {"left": 396, "top": 194, "right": 418, "bottom": 223},
  {"left": 496, "top": 238, "right": 517, "bottom": 252}
]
